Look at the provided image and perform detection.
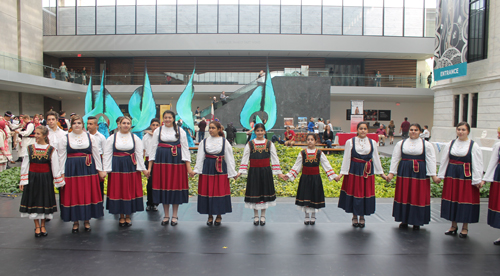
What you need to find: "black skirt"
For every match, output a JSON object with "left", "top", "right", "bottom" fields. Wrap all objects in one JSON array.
[
  {"left": 19, "top": 171, "right": 57, "bottom": 216},
  {"left": 245, "top": 167, "right": 276, "bottom": 203},
  {"left": 295, "top": 175, "right": 325, "bottom": 210}
]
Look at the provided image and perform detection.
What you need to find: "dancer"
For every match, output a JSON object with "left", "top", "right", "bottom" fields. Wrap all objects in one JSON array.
[
  {"left": 142, "top": 118, "right": 160, "bottom": 212},
  {"left": 86, "top": 116, "right": 107, "bottom": 200},
  {"left": 436, "top": 122, "right": 483, "bottom": 238},
  {"left": 284, "top": 133, "right": 337, "bottom": 225},
  {"left": 19, "top": 126, "right": 64, "bottom": 237},
  {"left": 46, "top": 111, "right": 67, "bottom": 151},
  {"left": 193, "top": 121, "right": 237, "bottom": 226},
  {"left": 335, "top": 122, "right": 387, "bottom": 228},
  {"left": 386, "top": 124, "right": 439, "bottom": 230},
  {"left": 148, "top": 111, "right": 192, "bottom": 226},
  {"left": 16, "top": 115, "right": 35, "bottom": 161},
  {"left": 237, "top": 123, "right": 285, "bottom": 226},
  {"left": 0, "top": 120, "right": 13, "bottom": 172},
  {"left": 103, "top": 116, "right": 148, "bottom": 227},
  {"left": 58, "top": 115, "right": 105, "bottom": 233},
  {"left": 482, "top": 130, "right": 500, "bottom": 245}
]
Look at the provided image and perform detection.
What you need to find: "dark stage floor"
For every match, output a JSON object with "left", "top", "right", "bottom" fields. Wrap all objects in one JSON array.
[{"left": 1, "top": 196, "right": 499, "bottom": 276}]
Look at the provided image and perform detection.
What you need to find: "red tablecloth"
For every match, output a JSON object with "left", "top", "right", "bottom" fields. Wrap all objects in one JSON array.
[{"left": 337, "top": 133, "right": 379, "bottom": 146}]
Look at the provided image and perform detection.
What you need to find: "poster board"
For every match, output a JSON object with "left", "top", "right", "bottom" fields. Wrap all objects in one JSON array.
[
  {"left": 284, "top": 118, "right": 294, "bottom": 127},
  {"left": 298, "top": 117, "right": 307, "bottom": 128},
  {"left": 159, "top": 104, "right": 171, "bottom": 123}
]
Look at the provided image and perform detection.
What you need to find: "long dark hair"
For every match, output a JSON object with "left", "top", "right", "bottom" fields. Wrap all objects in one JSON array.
[
  {"left": 210, "top": 121, "right": 225, "bottom": 138},
  {"left": 457, "top": 121, "right": 471, "bottom": 133},
  {"left": 254, "top": 123, "right": 266, "bottom": 132},
  {"left": 306, "top": 133, "right": 318, "bottom": 142},
  {"left": 162, "top": 110, "right": 179, "bottom": 139}
]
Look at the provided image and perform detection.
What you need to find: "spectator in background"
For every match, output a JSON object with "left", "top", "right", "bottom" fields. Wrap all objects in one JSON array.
[
  {"left": 39, "top": 114, "right": 46, "bottom": 126},
  {"left": 387, "top": 120, "right": 396, "bottom": 145},
  {"left": 198, "top": 117, "right": 207, "bottom": 142},
  {"left": 400, "top": 117, "right": 410, "bottom": 139},
  {"left": 212, "top": 97, "right": 218, "bottom": 110},
  {"left": 420, "top": 125, "right": 431, "bottom": 141},
  {"left": 69, "top": 69, "right": 75, "bottom": 83},
  {"left": 375, "top": 71, "right": 382, "bottom": 87},
  {"left": 427, "top": 72, "right": 433, "bottom": 88},
  {"left": 194, "top": 107, "right": 201, "bottom": 120},
  {"left": 326, "top": 119, "right": 333, "bottom": 131},
  {"left": 308, "top": 117, "right": 315, "bottom": 133},
  {"left": 220, "top": 91, "right": 228, "bottom": 106},
  {"left": 317, "top": 118, "right": 325, "bottom": 143},
  {"left": 284, "top": 126, "right": 296, "bottom": 147},
  {"left": 226, "top": 123, "right": 237, "bottom": 145},
  {"left": 82, "top": 67, "right": 87, "bottom": 85},
  {"left": 323, "top": 125, "right": 334, "bottom": 153},
  {"left": 50, "top": 69, "right": 56, "bottom": 79},
  {"left": 376, "top": 124, "right": 388, "bottom": 146},
  {"left": 59, "top": 62, "right": 68, "bottom": 81},
  {"left": 166, "top": 75, "right": 172, "bottom": 84}
]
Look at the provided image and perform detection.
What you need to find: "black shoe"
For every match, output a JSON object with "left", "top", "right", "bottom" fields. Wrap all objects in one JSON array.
[
  {"left": 352, "top": 218, "right": 359, "bottom": 228},
  {"left": 34, "top": 228, "right": 42, "bottom": 238},
  {"left": 146, "top": 206, "right": 152, "bottom": 211},
  {"left": 494, "top": 239, "right": 500, "bottom": 245},
  {"left": 45, "top": 219, "right": 51, "bottom": 222},
  {"left": 214, "top": 216, "right": 222, "bottom": 226},
  {"left": 152, "top": 205, "right": 158, "bottom": 211},
  {"left": 161, "top": 217, "right": 170, "bottom": 226},
  {"left": 40, "top": 226, "right": 48, "bottom": 236},
  {"left": 171, "top": 217, "right": 178, "bottom": 226},
  {"left": 310, "top": 217, "right": 316, "bottom": 225},
  {"left": 119, "top": 218, "right": 126, "bottom": 227},
  {"left": 459, "top": 228, "right": 468, "bottom": 238},
  {"left": 207, "top": 216, "right": 213, "bottom": 226},
  {"left": 413, "top": 225, "right": 420, "bottom": 230},
  {"left": 125, "top": 218, "right": 132, "bottom": 227},
  {"left": 359, "top": 219, "right": 365, "bottom": 228},
  {"left": 399, "top": 223, "right": 408, "bottom": 229},
  {"left": 259, "top": 216, "right": 265, "bottom": 226},
  {"left": 444, "top": 226, "right": 458, "bottom": 236},
  {"left": 253, "top": 216, "right": 259, "bottom": 226},
  {"left": 72, "top": 223, "right": 79, "bottom": 233},
  {"left": 84, "top": 222, "right": 91, "bottom": 232},
  {"left": 304, "top": 219, "right": 310, "bottom": 225}
]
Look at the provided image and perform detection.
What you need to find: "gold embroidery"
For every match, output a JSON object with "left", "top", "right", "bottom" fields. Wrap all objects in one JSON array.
[
  {"left": 30, "top": 146, "right": 51, "bottom": 160},
  {"left": 304, "top": 149, "right": 318, "bottom": 163},
  {"left": 251, "top": 140, "right": 269, "bottom": 153}
]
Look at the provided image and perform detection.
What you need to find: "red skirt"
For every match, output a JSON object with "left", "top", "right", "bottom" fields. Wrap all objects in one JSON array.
[
  {"left": 441, "top": 177, "right": 480, "bottom": 223},
  {"left": 338, "top": 174, "right": 376, "bottom": 215},
  {"left": 488, "top": 182, "right": 500, "bottom": 228},
  {"left": 106, "top": 171, "right": 144, "bottom": 214},
  {"left": 152, "top": 163, "right": 189, "bottom": 204}
]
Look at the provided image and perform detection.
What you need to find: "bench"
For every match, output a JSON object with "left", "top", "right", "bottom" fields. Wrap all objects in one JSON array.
[
  {"left": 293, "top": 143, "right": 339, "bottom": 147},
  {"left": 320, "top": 148, "right": 344, "bottom": 153}
]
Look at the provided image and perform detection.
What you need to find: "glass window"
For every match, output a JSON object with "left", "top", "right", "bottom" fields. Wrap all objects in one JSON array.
[
  {"left": 57, "top": 0, "right": 76, "bottom": 35},
  {"left": 302, "top": 0, "right": 322, "bottom": 34},
  {"left": 384, "top": 0, "right": 403, "bottom": 36},
  {"left": 323, "top": 0, "right": 342, "bottom": 35},
  {"left": 96, "top": 0, "right": 115, "bottom": 34},
  {"left": 240, "top": 0, "right": 260, "bottom": 33},
  {"left": 364, "top": 0, "right": 383, "bottom": 36},
  {"left": 260, "top": 0, "right": 280, "bottom": 33},
  {"left": 198, "top": 0, "right": 218, "bottom": 33},
  {"left": 77, "top": 0, "right": 95, "bottom": 35},
  {"left": 424, "top": 0, "right": 436, "bottom": 37},
  {"left": 177, "top": 0, "right": 197, "bottom": 33},
  {"left": 281, "top": 0, "right": 301, "bottom": 34},
  {"left": 468, "top": 0, "right": 488, "bottom": 62},
  {"left": 157, "top": 0, "right": 176, "bottom": 33},
  {"left": 404, "top": 0, "right": 423, "bottom": 36},
  {"left": 343, "top": 0, "right": 362, "bottom": 35},
  {"left": 116, "top": 0, "right": 135, "bottom": 34},
  {"left": 137, "top": 0, "right": 156, "bottom": 34},
  {"left": 219, "top": 1, "right": 238, "bottom": 33}
]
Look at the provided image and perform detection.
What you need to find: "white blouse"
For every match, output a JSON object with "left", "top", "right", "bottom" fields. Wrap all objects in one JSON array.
[
  {"left": 58, "top": 132, "right": 103, "bottom": 173},
  {"left": 437, "top": 139, "right": 483, "bottom": 185},
  {"left": 103, "top": 132, "right": 146, "bottom": 172},
  {"left": 238, "top": 139, "right": 283, "bottom": 175},
  {"left": 389, "top": 138, "right": 437, "bottom": 176},
  {"left": 48, "top": 127, "right": 67, "bottom": 151},
  {"left": 194, "top": 136, "right": 237, "bottom": 178},
  {"left": 286, "top": 148, "right": 337, "bottom": 181},
  {"left": 340, "top": 137, "right": 384, "bottom": 175},
  {"left": 88, "top": 131, "right": 107, "bottom": 155},
  {"left": 148, "top": 126, "right": 190, "bottom": 162},
  {"left": 20, "top": 143, "right": 64, "bottom": 187},
  {"left": 142, "top": 133, "right": 153, "bottom": 158},
  {"left": 483, "top": 141, "right": 500, "bottom": 182}
]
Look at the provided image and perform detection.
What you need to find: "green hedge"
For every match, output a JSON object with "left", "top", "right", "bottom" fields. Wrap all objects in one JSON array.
[{"left": 0, "top": 144, "right": 492, "bottom": 198}]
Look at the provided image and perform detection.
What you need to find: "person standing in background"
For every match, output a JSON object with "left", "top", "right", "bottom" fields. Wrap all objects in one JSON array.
[
  {"left": 220, "top": 91, "right": 228, "bottom": 106},
  {"left": 59, "top": 62, "right": 68, "bottom": 81},
  {"left": 308, "top": 117, "right": 315, "bottom": 133},
  {"left": 316, "top": 118, "right": 325, "bottom": 144},
  {"left": 400, "top": 117, "right": 410, "bottom": 139},
  {"left": 375, "top": 71, "right": 382, "bottom": 87},
  {"left": 198, "top": 118, "right": 207, "bottom": 142},
  {"left": 82, "top": 67, "right": 87, "bottom": 85},
  {"left": 427, "top": 72, "right": 433, "bottom": 88}
]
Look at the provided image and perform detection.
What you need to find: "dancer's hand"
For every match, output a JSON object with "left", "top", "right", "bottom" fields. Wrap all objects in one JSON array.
[
  {"left": 98, "top": 171, "right": 107, "bottom": 180},
  {"left": 188, "top": 171, "right": 196, "bottom": 178},
  {"left": 19, "top": 185, "right": 24, "bottom": 191},
  {"left": 380, "top": 174, "right": 388, "bottom": 181},
  {"left": 236, "top": 173, "right": 241, "bottom": 179},
  {"left": 142, "top": 170, "right": 150, "bottom": 178},
  {"left": 334, "top": 175, "right": 342, "bottom": 182},
  {"left": 386, "top": 173, "right": 394, "bottom": 183},
  {"left": 432, "top": 176, "right": 441, "bottom": 184}
]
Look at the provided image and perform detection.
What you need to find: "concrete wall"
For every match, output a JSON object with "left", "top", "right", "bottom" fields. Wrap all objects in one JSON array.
[
  {"left": 0, "top": 91, "right": 20, "bottom": 115},
  {"left": 0, "top": 91, "right": 44, "bottom": 116},
  {"left": 0, "top": 0, "right": 19, "bottom": 71}
]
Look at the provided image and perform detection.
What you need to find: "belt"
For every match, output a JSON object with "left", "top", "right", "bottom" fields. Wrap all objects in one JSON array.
[
  {"left": 302, "top": 166, "right": 320, "bottom": 175},
  {"left": 206, "top": 154, "right": 224, "bottom": 173},
  {"left": 352, "top": 157, "right": 372, "bottom": 178},
  {"left": 449, "top": 159, "right": 472, "bottom": 177},
  {"left": 68, "top": 152, "right": 92, "bottom": 166},
  {"left": 29, "top": 163, "right": 50, "bottom": 173},
  {"left": 113, "top": 152, "right": 137, "bottom": 165},
  {"left": 159, "top": 143, "right": 181, "bottom": 156},
  {"left": 250, "top": 158, "right": 270, "bottom": 168},
  {"left": 402, "top": 158, "right": 424, "bottom": 173}
]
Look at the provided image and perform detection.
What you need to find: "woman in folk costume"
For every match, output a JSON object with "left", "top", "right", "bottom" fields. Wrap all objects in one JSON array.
[
  {"left": 148, "top": 111, "right": 193, "bottom": 226},
  {"left": 386, "top": 124, "right": 439, "bottom": 230},
  {"left": 19, "top": 126, "right": 64, "bottom": 237},
  {"left": 437, "top": 122, "right": 483, "bottom": 238},
  {"left": 193, "top": 121, "right": 237, "bottom": 226},
  {"left": 284, "top": 133, "right": 337, "bottom": 225},
  {"left": 482, "top": 127, "right": 500, "bottom": 245},
  {"left": 103, "top": 116, "right": 149, "bottom": 227},
  {"left": 237, "top": 123, "right": 285, "bottom": 226},
  {"left": 335, "top": 121, "right": 387, "bottom": 228},
  {"left": 58, "top": 115, "right": 105, "bottom": 233},
  {"left": 0, "top": 120, "right": 14, "bottom": 172}
]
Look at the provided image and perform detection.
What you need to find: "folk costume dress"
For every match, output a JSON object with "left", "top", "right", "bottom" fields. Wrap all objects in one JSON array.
[
  {"left": 58, "top": 133, "right": 104, "bottom": 222},
  {"left": 18, "top": 122, "right": 35, "bottom": 158},
  {"left": 338, "top": 137, "right": 384, "bottom": 215},
  {"left": 389, "top": 138, "right": 437, "bottom": 226},
  {"left": 148, "top": 126, "right": 190, "bottom": 205},
  {"left": 438, "top": 139, "right": 483, "bottom": 223},
  {"left": 103, "top": 132, "right": 146, "bottom": 215},
  {"left": 194, "top": 136, "right": 237, "bottom": 215},
  {"left": 0, "top": 125, "right": 13, "bottom": 172},
  {"left": 238, "top": 139, "right": 283, "bottom": 209},
  {"left": 483, "top": 142, "right": 500, "bottom": 228},
  {"left": 286, "top": 149, "right": 337, "bottom": 213},
  {"left": 19, "top": 143, "right": 64, "bottom": 219}
]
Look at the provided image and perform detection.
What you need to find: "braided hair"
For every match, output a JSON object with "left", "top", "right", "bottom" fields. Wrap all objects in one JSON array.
[{"left": 162, "top": 110, "right": 179, "bottom": 139}]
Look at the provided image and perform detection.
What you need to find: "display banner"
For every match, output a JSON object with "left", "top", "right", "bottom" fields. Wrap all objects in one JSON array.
[
  {"left": 350, "top": 115, "right": 364, "bottom": 133},
  {"left": 434, "top": 0, "right": 469, "bottom": 81},
  {"left": 350, "top": 100, "right": 364, "bottom": 132}
]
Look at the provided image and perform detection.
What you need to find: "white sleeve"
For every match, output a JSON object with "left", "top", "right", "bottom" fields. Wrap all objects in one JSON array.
[
  {"left": 100, "top": 134, "right": 107, "bottom": 154},
  {"left": 238, "top": 143, "right": 251, "bottom": 175},
  {"left": 438, "top": 142, "right": 451, "bottom": 179},
  {"left": 389, "top": 141, "right": 403, "bottom": 174},
  {"left": 286, "top": 152, "right": 303, "bottom": 182},
  {"left": 320, "top": 151, "right": 337, "bottom": 181},
  {"left": 471, "top": 142, "right": 483, "bottom": 185},
  {"left": 270, "top": 142, "right": 283, "bottom": 175},
  {"left": 19, "top": 148, "right": 30, "bottom": 185},
  {"left": 49, "top": 134, "right": 58, "bottom": 151},
  {"left": 483, "top": 143, "right": 500, "bottom": 182},
  {"left": 134, "top": 135, "right": 146, "bottom": 171},
  {"left": 372, "top": 141, "right": 384, "bottom": 175},
  {"left": 224, "top": 140, "right": 237, "bottom": 178},
  {"left": 103, "top": 135, "right": 114, "bottom": 172},
  {"left": 51, "top": 149, "right": 65, "bottom": 187},
  {"left": 58, "top": 136, "right": 68, "bottom": 174},
  {"left": 424, "top": 141, "right": 437, "bottom": 176},
  {"left": 90, "top": 136, "right": 103, "bottom": 171},
  {"left": 19, "top": 124, "right": 34, "bottom": 137},
  {"left": 148, "top": 128, "right": 159, "bottom": 161},
  {"left": 193, "top": 139, "right": 206, "bottom": 174},
  {"left": 339, "top": 139, "right": 352, "bottom": 175},
  {"left": 179, "top": 128, "right": 191, "bottom": 162}
]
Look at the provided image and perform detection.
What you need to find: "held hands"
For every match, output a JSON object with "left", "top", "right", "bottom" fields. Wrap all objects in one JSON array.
[
  {"left": 475, "top": 181, "right": 485, "bottom": 189},
  {"left": 19, "top": 185, "right": 24, "bottom": 191},
  {"left": 98, "top": 171, "right": 107, "bottom": 180},
  {"left": 236, "top": 173, "right": 241, "bottom": 179},
  {"left": 279, "top": 174, "right": 288, "bottom": 181},
  {"left": 386, "top": 173, "right": 394, "bottom": 183},
  {"left": 142, "top": 170, "right": 150, "bottom": 178},
  {"left": 379, "top": 174, "right": 388, "bottom": 181},
  {"left": 188, "top": 170, "right": 196, "bottom": 178},
  {"left": 334, "top": 175, "right": 343, "bottom": 182},
  {"left": 432, "top": 176, "right": 441, "bottom": 184}
]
